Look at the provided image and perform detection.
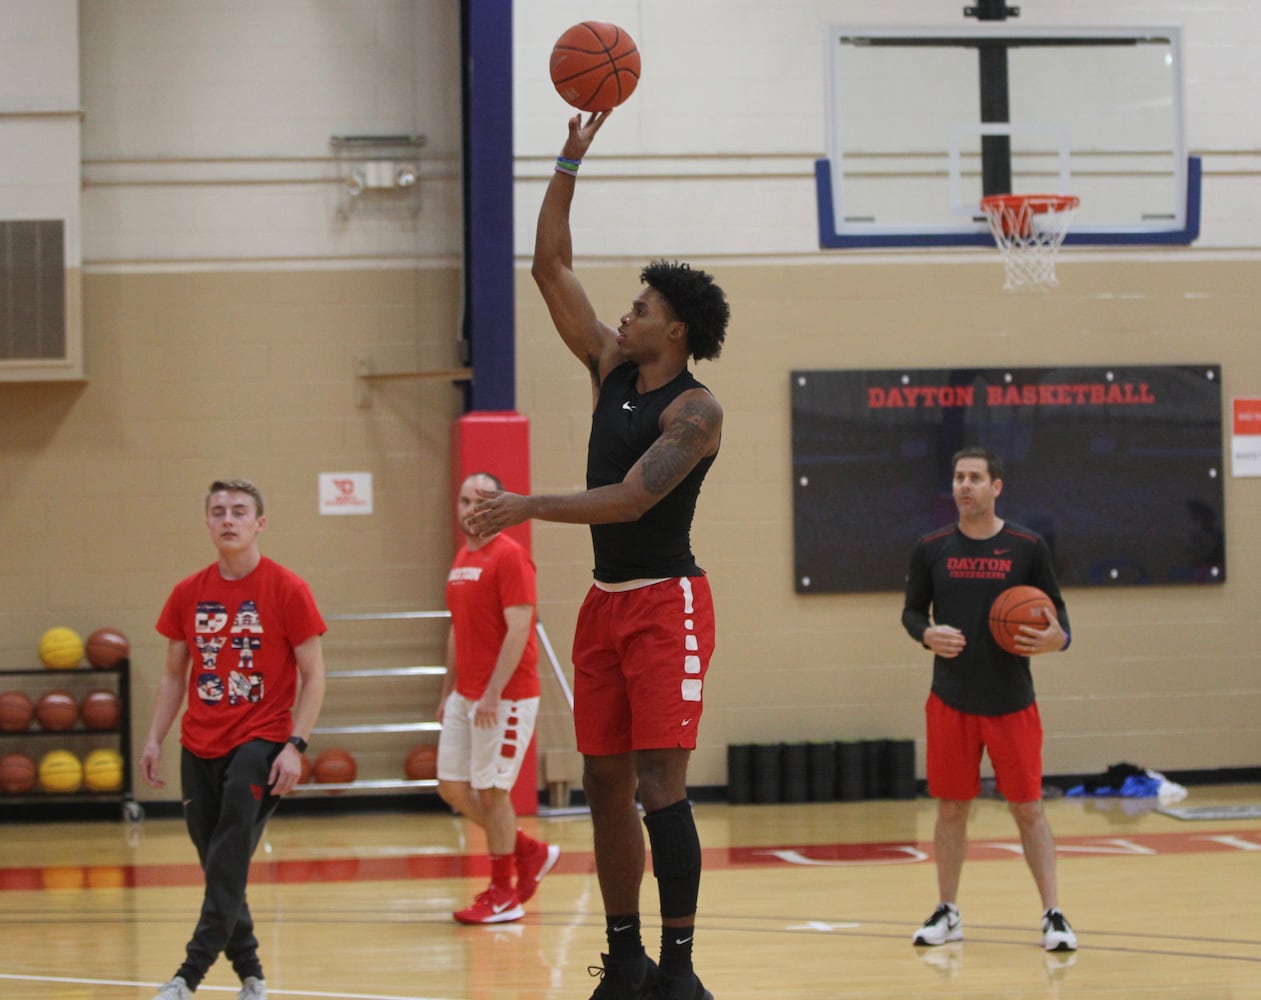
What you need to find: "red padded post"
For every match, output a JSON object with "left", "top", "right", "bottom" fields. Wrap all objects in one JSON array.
[{"left": 452, "top": 411, "right": 537, "bottom": 815}]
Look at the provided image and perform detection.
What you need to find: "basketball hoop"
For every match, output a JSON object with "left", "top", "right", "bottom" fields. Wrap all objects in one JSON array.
[{"left": 980, "top": 194, "right": 1079, "bottom": 291}]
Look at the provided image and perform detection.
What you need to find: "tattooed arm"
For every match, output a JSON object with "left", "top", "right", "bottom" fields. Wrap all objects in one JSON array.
[{"left": 464, "top": 389, "right": 722, "bottom": 535}]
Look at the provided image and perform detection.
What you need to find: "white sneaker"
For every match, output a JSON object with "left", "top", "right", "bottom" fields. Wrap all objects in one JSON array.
[
  {"left": 912, "top": 902, "right": 963, "bottom": 945},
  {"left": 1042, "top": 908, "right": 1078, "bottom": 951},
  {"left": 152, "top": 977, "right": 193, "bottom": 1000},
  {"left": 238, "top": 976, "right": 267, "bottom": 1000}
]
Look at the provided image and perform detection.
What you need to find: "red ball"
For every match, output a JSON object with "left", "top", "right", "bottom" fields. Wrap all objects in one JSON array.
[
  {"left": 35, "top": 690, "right": 80, "bottom": 731},
  {"left": 312, "top": 748, "right": 357, "bottom": 788},
  {"left": 80, "top": 689, "right": 121, "bottom": 731},
  {"left": 85, "top": 627, "right": 130, "bottom": 669},
  {"left": 0, "top": 752, "right": 37, "bottom": 794},
  {"left": 0, "top": 690, "right": 35, "bottom": 732},
  {"left": 550, "top": 21, "right": 641, "bottom": 111},
  {"left": 404, "top": 744, "right": 438, "bottom": 781},
  {"left": 988, "top": 585, "right": 1056, "bottom": 655}
]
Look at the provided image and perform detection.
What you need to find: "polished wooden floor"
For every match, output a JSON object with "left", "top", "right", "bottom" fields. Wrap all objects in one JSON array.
[{"left": 3, "top": 785, "right": 1261, "bottom": 999}]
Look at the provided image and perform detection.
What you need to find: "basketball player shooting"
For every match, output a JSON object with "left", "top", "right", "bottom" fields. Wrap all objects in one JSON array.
[{"left": 466, "top": 109, "right": 730, "bottom": 1000}]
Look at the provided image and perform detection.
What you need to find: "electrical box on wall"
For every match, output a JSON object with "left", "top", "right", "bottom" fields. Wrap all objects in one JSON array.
[{"left": 331, "top": 134, "right": 427, "bottom": 218}]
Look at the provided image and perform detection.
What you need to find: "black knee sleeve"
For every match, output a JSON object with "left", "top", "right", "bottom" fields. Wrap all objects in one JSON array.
[{"left": 644, "top": 799, "right": 702, "bottom": 918}]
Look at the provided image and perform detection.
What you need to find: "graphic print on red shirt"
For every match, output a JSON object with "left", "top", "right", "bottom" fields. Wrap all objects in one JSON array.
[{"left": 157, "top": 556, "right": 325, "bottom": 758}]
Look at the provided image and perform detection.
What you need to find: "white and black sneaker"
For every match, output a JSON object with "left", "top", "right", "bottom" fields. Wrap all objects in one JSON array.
[
  {"left": 912, "top": 902, "right": 963, "bottom": 946},
  {"left": 1041, "top": 908, "right": 1078, "bottom": 952}
]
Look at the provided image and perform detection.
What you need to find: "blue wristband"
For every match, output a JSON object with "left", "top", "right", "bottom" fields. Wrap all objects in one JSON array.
[{"left": 1060, "top": 631, "right": 1071, "bottom": 651}]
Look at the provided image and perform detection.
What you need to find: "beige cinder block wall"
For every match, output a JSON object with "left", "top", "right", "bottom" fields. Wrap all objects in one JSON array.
[
  {"left": 3, "top": 258, "right": 1258, "bottom": 803},
  {"left": 0, "top": 266, "right": 466, "bottom": 799},
  {"left": 516, "top": 255, "right": 1261, "bottom": 789}
]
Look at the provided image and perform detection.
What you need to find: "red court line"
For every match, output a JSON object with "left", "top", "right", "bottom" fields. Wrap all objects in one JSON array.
[{"left": 2, "top": 827, "right": 1258, "bottom": 892}]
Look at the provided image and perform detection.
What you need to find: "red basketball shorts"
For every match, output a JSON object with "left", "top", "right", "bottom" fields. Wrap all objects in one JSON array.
[
  {"left": 925, "top": 691, "right": 1044, "bottom": 803},
  {"left": 572, "top": 576, "right": 715, "bottom": 755}
]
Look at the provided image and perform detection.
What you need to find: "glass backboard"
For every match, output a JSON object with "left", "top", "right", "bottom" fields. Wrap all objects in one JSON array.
[{"left": 817, "top": 25, "right": 1199, "bottom": 248}]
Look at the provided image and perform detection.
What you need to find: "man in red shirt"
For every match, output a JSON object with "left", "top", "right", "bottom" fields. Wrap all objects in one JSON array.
[
  {"left": 437, "top": 472, "right": 558, "bottom": 924},
  {"left": 141, "top": 479, "right": 327, "bottom": 1000}
]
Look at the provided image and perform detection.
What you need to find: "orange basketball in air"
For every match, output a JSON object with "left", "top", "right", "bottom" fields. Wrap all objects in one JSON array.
[{"left": 550, "top": 21, "right": 641, "bottom": 111}]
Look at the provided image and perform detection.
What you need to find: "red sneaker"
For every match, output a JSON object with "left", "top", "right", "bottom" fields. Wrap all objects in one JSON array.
[
  {"left": 453, "top": 883, "right": 524, "bottom": 925},
  {"left": 515, "top": 840, "right": 560, "bottom": 903}
]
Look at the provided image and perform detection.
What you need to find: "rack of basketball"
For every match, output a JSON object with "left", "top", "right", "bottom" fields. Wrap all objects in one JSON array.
[
  {"left": 291, "top": 610, "right": 445, "bottom": 797},
  {"left": 0, "top": 626, "right": 141, "bottom": 822}
]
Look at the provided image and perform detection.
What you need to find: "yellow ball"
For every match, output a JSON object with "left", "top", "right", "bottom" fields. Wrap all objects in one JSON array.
[
  {"left": 38, "top": 750, "right": 83, "bottom": 793},
  {"left": 83, "top": 748, "right": 124, "bottom": 793},
  {"left": 39, "top": 626, "right": 84, "bottom": 670}
]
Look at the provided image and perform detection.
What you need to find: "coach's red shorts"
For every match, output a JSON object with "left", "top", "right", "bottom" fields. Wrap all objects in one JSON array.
[
  {"left": 925, "top": 691, "right": 1044, "bottom": 803},
  {"left": 572, "top": 576, "right": 715, "bottom": 755}
]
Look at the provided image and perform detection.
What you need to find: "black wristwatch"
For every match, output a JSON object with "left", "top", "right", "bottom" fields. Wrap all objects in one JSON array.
[{"left": 287, "top": 735, "right": 308, "bottom": 754}]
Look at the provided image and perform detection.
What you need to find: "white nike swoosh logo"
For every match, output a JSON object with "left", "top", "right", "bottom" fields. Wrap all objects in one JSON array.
[
  {"left": 611, "top": 923, "right": 635, "bottom": 933},
  {"left": 622, "top": 401, "right": 636, "bottom": 411},
  {"left": 681, "top": 719, "right": 693, "bottom": 727},
  {"left": 674, "top": 936, "right": 693, "bottom": 946},
  {"left": 492, "top": 901, "right": 513, "bottom": 914}
]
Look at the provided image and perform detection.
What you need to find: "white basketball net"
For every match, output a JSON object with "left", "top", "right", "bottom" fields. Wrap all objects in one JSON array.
[{"left": 981, "top": 195, "right": 1080, "bottom": 291}]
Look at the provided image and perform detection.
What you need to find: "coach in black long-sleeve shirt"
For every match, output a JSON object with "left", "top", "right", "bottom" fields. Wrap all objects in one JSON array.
[{"left": 901, "top": 446, "right": 1078, "bottom": 954}]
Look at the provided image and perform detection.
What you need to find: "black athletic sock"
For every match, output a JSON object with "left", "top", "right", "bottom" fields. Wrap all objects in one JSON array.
[
  {"left": 606, "top": 913, "right": 643, "bottom": 962},
  {"left": 659, "top": 921, "right": 696, "bottom": 979}
]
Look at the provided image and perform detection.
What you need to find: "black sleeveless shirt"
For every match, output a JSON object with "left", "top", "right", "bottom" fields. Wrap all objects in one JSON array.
[{"left": 586, "top": 362, "right": 716, "bottom": 583}]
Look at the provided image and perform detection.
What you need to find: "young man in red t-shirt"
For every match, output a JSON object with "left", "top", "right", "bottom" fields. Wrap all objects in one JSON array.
[
  {"left": 436, "top": 472, "right": 558, "bottom": 924},
  {"left": 141, "top": 480, "right": 327, "bottom": 1000}
]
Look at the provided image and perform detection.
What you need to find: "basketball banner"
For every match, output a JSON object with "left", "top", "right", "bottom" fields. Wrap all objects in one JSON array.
[{"left": 791, "top": 365, "right": 1223, "bottom": 592}]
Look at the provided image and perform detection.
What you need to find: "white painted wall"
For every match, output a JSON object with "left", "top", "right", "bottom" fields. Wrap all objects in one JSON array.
[
  {"left": 514, "top": 0, "right": 1261, "bottom": 256},
  {"left": 77, "top": 0, "right": 462, "bottom": 265},
  {"left": 0, "top": 0, "right": 81, "bottom": 258},
  {"left": 25, "top": 0, "right": 1249, "bottom": 268}
]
